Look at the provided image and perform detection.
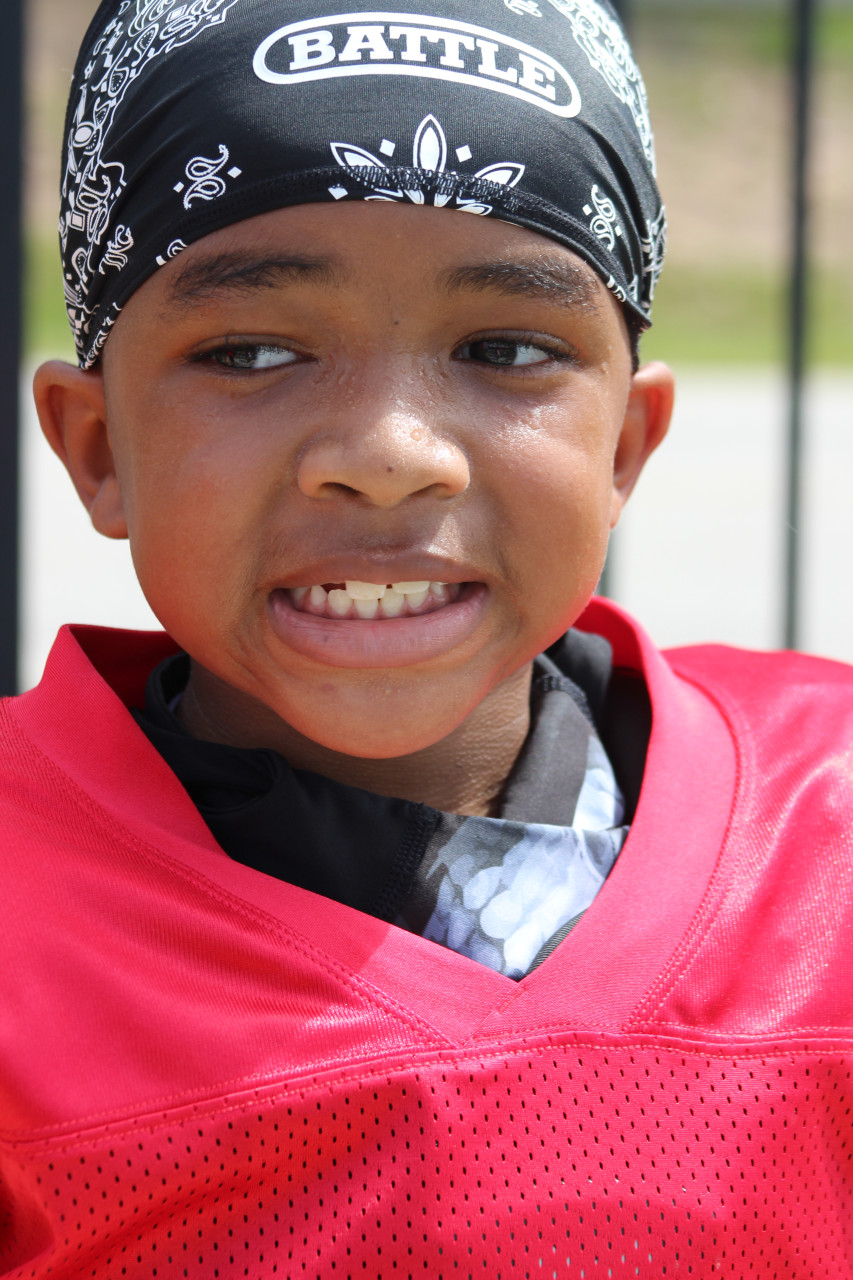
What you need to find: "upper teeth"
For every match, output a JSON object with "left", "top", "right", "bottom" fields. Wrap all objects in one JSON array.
[
  {"left": 289, "top": 580, "right": 454, "bottom": 618},
  {"left": 305, "top": 579, "right": 433, "bottom": 600},
  {"left": 345, "top": 581, "right": 387, "bottom": 600}
]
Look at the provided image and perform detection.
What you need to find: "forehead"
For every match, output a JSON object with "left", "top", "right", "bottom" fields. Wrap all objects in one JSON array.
[{"left": 151, "top": 201, "right": 610, "bottom": 315}]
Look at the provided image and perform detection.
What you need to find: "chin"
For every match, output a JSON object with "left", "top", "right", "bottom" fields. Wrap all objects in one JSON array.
[
  {"left": 254, "top": 654, "right": 495, "bottom": 759},
  {"left": 292, "top": 713, "right": 460, "bottom": 762}
]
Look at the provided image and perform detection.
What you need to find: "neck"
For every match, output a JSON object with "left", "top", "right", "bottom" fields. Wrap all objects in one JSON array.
[{"left": 178, "top": 664, "right": 533, "bottom": 817}]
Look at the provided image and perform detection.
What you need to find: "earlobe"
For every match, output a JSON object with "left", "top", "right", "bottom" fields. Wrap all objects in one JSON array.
[
  {"left": 610, "top": 360, "right": 675, "bottom": 528},
  {"left": 32, "top": 360, "right": 129, "bottom": 540}
]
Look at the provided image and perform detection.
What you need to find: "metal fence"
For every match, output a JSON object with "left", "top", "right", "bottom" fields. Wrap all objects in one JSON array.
[
  {"left": 0, "top": 0, "right": 821, "bottom": 693},
  {"left": 0, "top": 1, "right": 22, "bottom": 695},
  {"left": 607, "top": 0, "right": 817, "bottom": 649}
]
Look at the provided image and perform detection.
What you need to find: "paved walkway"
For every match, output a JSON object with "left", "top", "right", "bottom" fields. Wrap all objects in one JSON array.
[
  {"left": 19, "top": 367, "right": 853, "bottom": 691},
  {"left": 612, "top": 368, "right": 853, "bottom": 662}
]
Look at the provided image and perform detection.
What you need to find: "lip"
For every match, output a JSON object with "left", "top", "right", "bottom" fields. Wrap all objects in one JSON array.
[
  {"left": 268, "top": 581, "right": 489, "bottom": 668},
  {"left": 276, "top": 551, "right": 484, "bottom": 592}
]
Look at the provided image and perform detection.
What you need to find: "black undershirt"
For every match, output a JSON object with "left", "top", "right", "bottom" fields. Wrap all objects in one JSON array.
[{"left": 133, "top": 630, "right": 650, "bottom": 935}]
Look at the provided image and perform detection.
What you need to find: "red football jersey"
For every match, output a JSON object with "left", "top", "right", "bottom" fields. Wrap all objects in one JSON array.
[{"left": 1, "top": 601, "right": 852, "bottom": 1278}]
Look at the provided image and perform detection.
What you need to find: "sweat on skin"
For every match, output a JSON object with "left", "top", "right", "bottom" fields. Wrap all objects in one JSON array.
[{"left": 35, "top": 202, "right": 672, "bottom": 814}]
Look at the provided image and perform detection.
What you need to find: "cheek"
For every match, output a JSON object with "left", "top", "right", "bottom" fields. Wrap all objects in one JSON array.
[
  {"left": 113, "top": 418, "right": 280, "bottom": 621},
  {"left": 488, "top": 404, "right": 617, "bottom": 540},
  {"left": 484, "top": 404, "right": 617, "bottom": 625},
  {"left": 513, "top": 457, "right": 611, "bottom": 589}
]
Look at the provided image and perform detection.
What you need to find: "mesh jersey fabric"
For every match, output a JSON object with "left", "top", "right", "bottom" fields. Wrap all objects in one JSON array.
[{"left": 2, "top": 599, "right": 853, "bottom": 1278}]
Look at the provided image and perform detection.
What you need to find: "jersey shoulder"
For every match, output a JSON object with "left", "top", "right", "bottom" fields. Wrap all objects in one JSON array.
[{"left": 641, "top": 642, "right": 853, "bottom": 1040}]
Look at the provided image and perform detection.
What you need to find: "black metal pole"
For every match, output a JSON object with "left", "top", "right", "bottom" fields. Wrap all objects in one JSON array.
[
  {"left": 784, "top": 0, "right": 816, "bottom": 651},
  {"left": 0, "top": 0, "right": 23, "bottom": 694}
]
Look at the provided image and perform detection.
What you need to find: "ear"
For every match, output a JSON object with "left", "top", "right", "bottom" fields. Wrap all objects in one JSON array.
[
  {"left": 32, "top": 360, "right": 128, "bottom": 540},
  {"left": 610, "top": 360, "right": 675, "bottom": 529}
]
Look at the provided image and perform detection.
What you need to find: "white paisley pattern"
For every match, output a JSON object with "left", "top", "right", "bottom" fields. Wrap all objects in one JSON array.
[
  {"left": 605, "top": 272, "right": 639, "bottom": 306},
  {"left": 330, "top": 113, "right": 525, "bottom": 216},
  {"left": 583, "top": 183, "right": 622, "bottom": 252},
  {"left": 641, "top": 204, "right": 667, "bottom": 302},
  {"left": 542, "top": 0, "right": 656, "bottom": 169},
  {"left": 175, "top": 144, "right": 242, "bottom": 209},
  {"left": 99, "top": 224, "right": 135, "bottom": 274},
  {"left": 155, "top": 237, "right": 188, "bottom": 268},
  {"left": 61, "top": 0, "right": 241, "bottom": 360}
]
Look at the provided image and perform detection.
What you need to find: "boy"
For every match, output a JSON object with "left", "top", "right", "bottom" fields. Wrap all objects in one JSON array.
[{"left": 2, "top": 0, "right": 851, "bottom": 1276}]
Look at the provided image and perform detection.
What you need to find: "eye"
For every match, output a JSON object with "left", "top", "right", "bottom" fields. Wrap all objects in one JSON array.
[
  {"left": 194, "top": 342, "right": 300, "bottom": 371},
  {"left": 454, "top": 337, "right": 570, "bottom": 368}
]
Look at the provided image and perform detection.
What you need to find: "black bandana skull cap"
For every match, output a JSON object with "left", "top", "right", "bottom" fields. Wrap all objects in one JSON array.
[{"left": 61, "top": 0, "right": 666, "bottom": 367}]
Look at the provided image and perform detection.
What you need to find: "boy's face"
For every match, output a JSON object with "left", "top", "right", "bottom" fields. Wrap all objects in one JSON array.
[{"left": 40, "top": 202, "right": 671, "bottom": 760}]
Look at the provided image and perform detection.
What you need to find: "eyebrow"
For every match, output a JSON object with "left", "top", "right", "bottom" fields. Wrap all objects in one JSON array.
[
  {"left": 440, "top": 259, "right": 602, "bottom": 311},
  {"left": 162, "top": 247, "right": 602, "bottom": 314},
  {"left": 165, "top": 252, "right": 346, "bottom": 308}
]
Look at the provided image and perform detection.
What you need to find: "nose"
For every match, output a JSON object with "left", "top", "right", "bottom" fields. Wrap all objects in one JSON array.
[{"left": 296, "top": 409, "right": 470, "bottom": 507}]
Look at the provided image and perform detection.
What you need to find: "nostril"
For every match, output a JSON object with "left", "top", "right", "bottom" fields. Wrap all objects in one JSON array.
[
  {"left": 296, "top": 433, "right": 470, "bottom": 505},
  {"left": 314, "top": 480, "right": 361, "bottom": 499}
]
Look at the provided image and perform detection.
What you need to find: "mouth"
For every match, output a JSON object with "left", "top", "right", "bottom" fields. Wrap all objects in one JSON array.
[
  {"left": 286, "top": 579, "right": 464, "bottom": 621},
  {"left": 268, "top": 577, "right": 489, "bottom": 669}
]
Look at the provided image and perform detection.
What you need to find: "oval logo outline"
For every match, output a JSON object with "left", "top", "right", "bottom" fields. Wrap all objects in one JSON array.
[{"left": 253, "top": 11, "right": 582, "bottom": 119}]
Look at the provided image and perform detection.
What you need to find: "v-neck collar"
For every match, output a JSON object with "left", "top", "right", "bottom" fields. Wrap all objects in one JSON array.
[
  {"left": 130, "top": 645, "right": 608, "bottom": 936},
  {"left": 11, "top": 601, "right": 736, "bottom": 1046}
]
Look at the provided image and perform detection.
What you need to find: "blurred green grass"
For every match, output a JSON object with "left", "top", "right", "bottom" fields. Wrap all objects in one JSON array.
[
  {"left": 27, "top": 233, "right": 75, "bottom": 362},
  {"left": 641, "top": 265, "right": 853, "bottom": 367},
  {"left": 634, "top": 0, "right": 853, "bottom": 67},
  {"left": 633, "top": 0, "right": 853, "bottom": 367}
]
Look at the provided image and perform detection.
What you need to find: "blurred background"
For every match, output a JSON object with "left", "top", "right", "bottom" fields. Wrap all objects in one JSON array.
[{"left": 13, "top": 0, "right": 853, "bottom": 688}]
